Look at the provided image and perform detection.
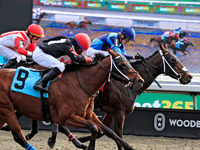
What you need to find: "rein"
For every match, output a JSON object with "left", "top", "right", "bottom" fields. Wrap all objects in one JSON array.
[
  {"left": 75, "top": 70, "right": 97, "bottom": 97},
  {"left": 98, "top": 55, "right": 138, "bottom": 87},
  {"left": 75, "top": 55, "right": 137, "bottom": 97},
  {"left": 140, "top": 49, "right": 183, "bottom": 88}
]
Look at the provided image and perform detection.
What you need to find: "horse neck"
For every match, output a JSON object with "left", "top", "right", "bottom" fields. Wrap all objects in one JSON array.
[
  {"left": 62, "top": 57, "right": 111, "bottom": 96},
  {"left": 135, "top": 52, "right": 162, "bottom": 91}
]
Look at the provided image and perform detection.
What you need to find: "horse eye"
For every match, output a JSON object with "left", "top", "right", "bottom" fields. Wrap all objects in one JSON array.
[
  {"left": 170, "top": 58, "right": 176, "bottom": 63},
  {"left": 120, "top": 63, "right": 127, "bottom": 68}
]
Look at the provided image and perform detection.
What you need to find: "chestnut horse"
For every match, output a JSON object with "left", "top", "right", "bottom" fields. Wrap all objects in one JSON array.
[
  {"left": 65, "top": 19, "right": 92, "bottom": 33},
  {"left": 21, "top": 43, "right": 193, "bottom": 150},
  {"left": 0, "top": 50, "right": 144, "bottom": 150},
  {"left": 150, "top": 31, "right": 191, "bottom": 46}
]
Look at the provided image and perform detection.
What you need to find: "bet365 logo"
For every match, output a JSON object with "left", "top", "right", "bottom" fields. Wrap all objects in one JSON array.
[{"left": 154, "top": 113, "right": 165, "bottom": 131}]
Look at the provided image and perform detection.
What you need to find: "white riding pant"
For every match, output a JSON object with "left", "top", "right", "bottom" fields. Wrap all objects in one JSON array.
[
  {"left": 0, "top": 43, "right": 26, "bottom": 63},
  {"left": 33, "top": 47, "right": 65, "bottom": 72},
  {"left": 86, "top": 47, "right": 109, "bottom": 57}
]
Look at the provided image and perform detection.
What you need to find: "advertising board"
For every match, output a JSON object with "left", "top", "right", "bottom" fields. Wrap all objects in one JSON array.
[
  {"left": 135, "top": 93, "right": 200, "bottom": 110},
  {"left": 130, "top": 4, "right": 154, "bottom": 13},
  {"left": 84, "top": 1, "right": 106, "bottom": 10},
  {"left": 155, "top": 6, "right": 179, "bottom": 14}
]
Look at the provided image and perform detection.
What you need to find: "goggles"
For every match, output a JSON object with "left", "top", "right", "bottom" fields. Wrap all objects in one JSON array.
[{"left": 32, "top": 36, "right": 41, "bottom": 40}]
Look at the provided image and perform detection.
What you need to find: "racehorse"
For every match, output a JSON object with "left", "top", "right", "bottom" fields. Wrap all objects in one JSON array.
[
  {"left": 0, "top": 50, "right": 144, "bottom": 150},
  {"left": 150, "top": 36, "right": 175, "bottom": 46},
  {"left": 19, "top": 43, "right": 193, "bottom": 150},
  {"left": 32, "top": 12, "right": 48, "bottom": 25},
  {"left": 150, "top": 31, "right": 191, "bottom": 46},
  {"left": 65, "top": 19, "right": 92, "bottom": 33},
  {"left": 72, "top": 43, "right": 193, "bottom": 150},
  {"left": 169, "top": 38, "right": 194, "bottom": 56},
  {"left": 179, "top": 31, "right": 191, "bottom": 39}
]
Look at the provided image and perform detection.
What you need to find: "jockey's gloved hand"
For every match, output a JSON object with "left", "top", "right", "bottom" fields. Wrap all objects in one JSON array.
[
  {"left": 134, "top": 53, "right": 144, "bottom": 60},
  {"left": 73, "top": 61, "right": 80, "bottom": 65},
  {"left": 26, "top": 55, "right": 33, "bottom": 60}
]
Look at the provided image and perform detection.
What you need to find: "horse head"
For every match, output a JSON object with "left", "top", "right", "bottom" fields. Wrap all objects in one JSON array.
[
  {"left": 108, "top": 50, "right": 144, "bottom": 90},
  {"left": 85, "top": 19, "right": 92, "bottom": 25},
  {"left": 158, "top": 42, "right": 192, "bottom": 84}
]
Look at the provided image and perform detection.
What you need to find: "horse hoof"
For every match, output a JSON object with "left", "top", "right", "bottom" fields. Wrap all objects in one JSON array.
[
  {"left": 25, "top": 134, "right": 30, "bottom": 141},
  {"left": 0, "top": 125, "right": 11, "bottom": 131},
  {"left": 47, "top": 137, "right": 55, "bottom": 149}
]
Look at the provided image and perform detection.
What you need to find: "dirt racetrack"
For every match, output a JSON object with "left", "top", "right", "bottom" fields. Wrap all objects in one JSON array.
[{"left": 0, "top": 130, "right": 200, "bottom": 150}]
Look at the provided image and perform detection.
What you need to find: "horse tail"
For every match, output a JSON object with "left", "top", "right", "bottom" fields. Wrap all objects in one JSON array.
[{"left": 150, "top": 37, "right": 156, "bottom": 43}]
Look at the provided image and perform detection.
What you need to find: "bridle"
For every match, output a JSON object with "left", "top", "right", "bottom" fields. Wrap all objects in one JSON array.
[
  {"left": 75, "top": 54, "right": 138, "bottom": 97},
  {"left": 140, "top": 49, "right": 187, "bottom": 88}
]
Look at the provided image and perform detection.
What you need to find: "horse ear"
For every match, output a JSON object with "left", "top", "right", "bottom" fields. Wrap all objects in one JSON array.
[{"left": 160, "top": 43, "right": 168, "bottom": 53}]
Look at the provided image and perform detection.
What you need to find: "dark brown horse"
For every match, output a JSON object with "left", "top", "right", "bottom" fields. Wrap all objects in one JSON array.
[
  {"left": 32, "top": 12, "right": 48, "bottom": 25},
  {"left": 169, "top": 38, "right": 194, "bottom": 56},
  {"left": 23, "top": 43, "right": 193, "bottom": 150},
  {"left": 0, "top": 50, "right": 144, "bottom": 150},
  {"left": 74, "top": 43, "right": 193, "bottom": 150},
  {"left": 65, "top": 19, "right": 92, "bottom": 33}
]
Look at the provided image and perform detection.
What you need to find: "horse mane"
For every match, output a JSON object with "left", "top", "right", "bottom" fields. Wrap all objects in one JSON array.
[
  {"left": 64, "top": 52, "right": 106, "bottom": 72},
  {"left": 130, "top": 50, "right": 159, "bottom": 68}
]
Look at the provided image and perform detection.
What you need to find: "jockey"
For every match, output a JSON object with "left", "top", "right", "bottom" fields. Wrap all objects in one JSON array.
[
  {"left": 36, "top": 7, "right": 43, "bottom": 19},
  {"left": 173, "top": 27, "right": 181, "bottom": 35},
  {"left": 33, "top": 33, "right": 93, "bottom": 93},
  {"left": 0, "top": 24, "right": 44, "bottom": 69},
  {"left": 76, "top": 16, "right": 86, "bottom": 25},
  {"left": 161, "top": 31, "right": 178, "bottom": 44},
  {"left": 172, "top": 38, "right": 193, "bottom": 50},
  {"left": 86, "top": 27, "right": 139, "bottom": 60}
]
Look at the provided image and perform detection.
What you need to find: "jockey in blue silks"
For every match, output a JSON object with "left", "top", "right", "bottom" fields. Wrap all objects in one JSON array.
[{"left": 86, "top": 27, "right": 141, "bottom": 60}]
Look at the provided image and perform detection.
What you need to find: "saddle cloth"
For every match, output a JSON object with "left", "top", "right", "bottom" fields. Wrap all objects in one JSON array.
[{"left": 11, "top": 67, "right": 49, "bottom": 98}]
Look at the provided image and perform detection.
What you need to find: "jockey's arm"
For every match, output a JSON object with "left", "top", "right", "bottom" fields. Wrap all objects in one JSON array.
[
  {"left": 15, "top": 37, "right": 32, "bottom": 56},
  {"left": 112, "top": 46, "right": 133, "bottom": 59}
]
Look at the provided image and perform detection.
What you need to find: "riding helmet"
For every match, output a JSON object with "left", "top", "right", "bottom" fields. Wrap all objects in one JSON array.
[
  {"left": 27, "top": 24, "right": 45, "bottom": 37},
  {"left": 74, "top": 33, "right": 91, "bottom": 51},
  {"left": 121, "top": 27, "right": 136, "bottom": 42}
]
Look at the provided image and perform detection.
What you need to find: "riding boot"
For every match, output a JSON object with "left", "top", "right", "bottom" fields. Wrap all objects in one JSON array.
[
  {"left": 33, "top": 68, "right": 61, "bottom": 93},
  {"left": 1, "top": 58, "right": 17, "bottom": 69}
]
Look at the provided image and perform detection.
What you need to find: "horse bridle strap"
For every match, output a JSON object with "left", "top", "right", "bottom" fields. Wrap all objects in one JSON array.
[
  {"left": 75, "top": 69, "right": 97, "bottom": 97},
  {"left": 159, "top": 50, "right": 180, "bottom": 79}
]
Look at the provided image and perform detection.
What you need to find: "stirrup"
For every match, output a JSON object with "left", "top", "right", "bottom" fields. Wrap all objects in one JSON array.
[{"left": 33, "top": 85, "right": 49, "bottom": 93}]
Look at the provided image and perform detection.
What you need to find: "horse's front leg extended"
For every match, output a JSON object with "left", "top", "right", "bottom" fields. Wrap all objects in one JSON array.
[
  {"left": 89, "top": 112, "right": 134, "bottom": 150},
  {"left": 58, "top": 125, "right": 88, "bottom": 150},
  {"left": 78, "top": 112, "right": 114, "bottom": 143},
  {"left": 65, "top": 114, "right": 98, "bottom": 150},
  {"left": 5, "top": 112, "right": 36, "bottom": 150}
]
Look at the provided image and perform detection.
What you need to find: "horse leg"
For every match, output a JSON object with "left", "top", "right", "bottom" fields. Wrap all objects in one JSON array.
[
  {"left": 36, "top": 19, "right": 41, "bottom": 25},
  {"left": 58, "top": 125, "right": 88, "bottom": 150},
  {"left": 25, "top": 120, "right": 38, "bottom": 140},
  {"left": 112, "top": 111, "right": 125, "bottom": 150},
  {"left": 88, "top": 112, "right": 134, "bottom": 150},
  {"left": 0, "top": 111, "right": 22, "bottom": 131},
  {"left": 3, "top": 111, "right": 36, "bottom": 149},
  {"left": 78, "top": 112, "right": 114, "bottom": 143},
  {"left": 66, "top": 114, "right": 99, "bottom": 150},
  {"left": 47, "top": 124, "right": 58, "bottom": 148}
]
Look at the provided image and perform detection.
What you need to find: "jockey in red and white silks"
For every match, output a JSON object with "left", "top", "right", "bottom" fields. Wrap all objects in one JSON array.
[{"left": 0, "top": 24, "right": 44, "bottom": 68}]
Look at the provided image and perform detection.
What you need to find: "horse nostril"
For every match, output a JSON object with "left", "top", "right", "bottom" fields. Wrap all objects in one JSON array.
[
  {"left": 138, "top": 79, "right": 143, "bottom": 83},
  {"left": 187, "top": 75, "right": 193, "bottom": 79}
]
